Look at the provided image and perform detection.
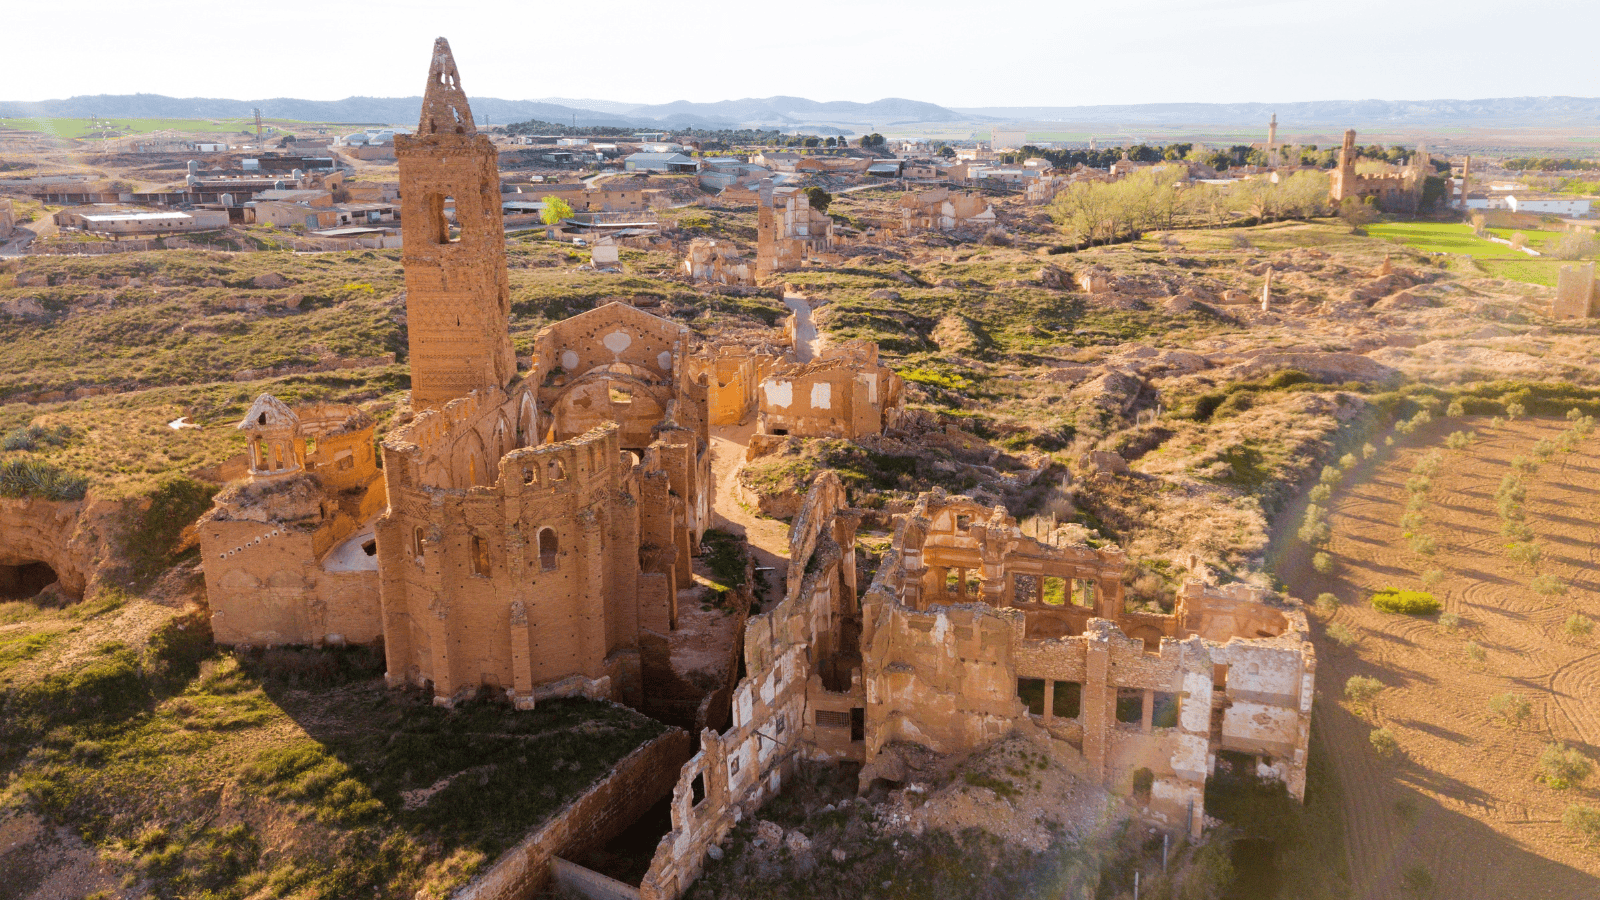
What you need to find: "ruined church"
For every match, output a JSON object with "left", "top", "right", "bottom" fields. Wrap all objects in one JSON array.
[{"left": 199, "top": 38, "right": 712, "bottom": 709}]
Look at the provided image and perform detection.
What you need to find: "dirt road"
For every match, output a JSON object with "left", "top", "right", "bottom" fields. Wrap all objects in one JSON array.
[{"left": 710, "top": 420, "right": 790, "bottom": 603}]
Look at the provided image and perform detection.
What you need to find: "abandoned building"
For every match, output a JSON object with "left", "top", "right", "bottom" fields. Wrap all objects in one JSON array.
[
  {"left": 198, "top": 397, "right": 385, "bottom": 647},
  {"left": 201, "top": 38, "right": 713, "bottom": 709},
  {"left": 626, "top": 478, "right": 1315, "bottom": 899},
  {"left": 898, "top": 187, "right": 997, "bottom": 235},
  {"left": 1328, "top": 129, "right": 1430, "bottom": 213},
  {"left": 756, "top": 341, "right": 905, "bottom": 439},
  {"left": 682, "top": 238, "right": 754, "bottom": 286},
  {"left": 755, "top": 179, "right": 833, "bottom": 278}
]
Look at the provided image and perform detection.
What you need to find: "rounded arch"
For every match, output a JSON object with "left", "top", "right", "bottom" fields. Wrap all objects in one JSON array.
[{"left": 548, "top": 372, "right": 670, "bottom": 449}]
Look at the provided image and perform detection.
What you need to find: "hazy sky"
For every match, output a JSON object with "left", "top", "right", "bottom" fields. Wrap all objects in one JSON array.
[{"left": 8, "top": 0, "right": 1599, "bottom": 107}]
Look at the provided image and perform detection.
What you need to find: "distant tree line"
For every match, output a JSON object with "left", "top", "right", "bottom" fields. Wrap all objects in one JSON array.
[
  {"left": 998, "top": 141, "right": 1448, "bottom": 173},
  {"left": 1048, "top": 166, "right": 1333, "bottom": 246},
  {"left": 1504, "top": 157, "right": 1598, "bottom": 172}
]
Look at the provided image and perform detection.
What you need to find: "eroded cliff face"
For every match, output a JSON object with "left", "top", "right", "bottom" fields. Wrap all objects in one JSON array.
[{"left": 0, "top": 496, "right": 118, "bottom": 599}]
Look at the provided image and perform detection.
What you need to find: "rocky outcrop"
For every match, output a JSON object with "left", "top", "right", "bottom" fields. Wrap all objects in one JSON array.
[{"left": 0, "top": 496, "right": 109, "bottom": 599}]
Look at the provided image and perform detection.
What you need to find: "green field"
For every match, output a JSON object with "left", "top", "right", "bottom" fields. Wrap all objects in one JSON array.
[
  {"left": 0, "top": 117, "right": 339, "bottom": 140},
  {"left": 1365, "top": 220, "right": 1572, "bottom": 287}
]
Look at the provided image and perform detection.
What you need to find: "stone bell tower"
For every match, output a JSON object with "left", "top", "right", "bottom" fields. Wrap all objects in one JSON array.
[{"left": 395, "top": 37, "right": 516, "bottom": 409}]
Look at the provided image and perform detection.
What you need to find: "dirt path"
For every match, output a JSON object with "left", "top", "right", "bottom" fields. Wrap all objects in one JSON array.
[
  {"left": 783, "top": 292, "right": 819, "bottom": 363},
  {"left": 1281, "top": 417, "right": 1600, "bottom": 899},
  {"left": 710, "top": 420, "right": 790, "bottom": 602}
]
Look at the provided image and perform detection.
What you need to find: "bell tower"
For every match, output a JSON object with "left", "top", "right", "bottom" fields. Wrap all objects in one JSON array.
[{"left": 395, "top": 37, "right": 516, "bottom": 409}]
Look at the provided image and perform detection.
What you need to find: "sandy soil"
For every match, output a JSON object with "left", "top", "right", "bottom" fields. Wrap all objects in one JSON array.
[{"left": 1285, "top": 417, "right": 1600, "bottom": 899}]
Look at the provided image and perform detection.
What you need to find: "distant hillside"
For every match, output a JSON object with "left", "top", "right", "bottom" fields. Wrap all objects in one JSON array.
[
  {"left": 0, "top": 94, "right": 642, "bottom": 129},
  {"left": 957, "top": 97, "right": 1600, "bottom": 127},
  {"left": 0, "top": 93, "right": 978, "bottom": 132}
]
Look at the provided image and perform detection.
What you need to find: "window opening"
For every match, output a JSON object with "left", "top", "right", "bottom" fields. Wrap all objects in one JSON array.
[
  {"left": 690, "top": 773, "right": 706, "bottom": 806},
  {"left": 1116, "top": 688, "right": 1144, "bottom": 724},
  {"left": 1132, "top": 767, "right": 1154, "bottom": 803},
  {"left": 1052, "top": 681, "right": 1082, "bottom": 719},
  {"left": 361, "top": 540, "right": 377, "bottom": 557},
  {"left": 1041, "top": 576, "right": 1067, "bottom": 606},
  {"left": 1017, "top": 677, "right": 1046, "bottom": 716},
  {"left": 412, "top": 526, "right": 425, "bottom": 560},
  {"left": 851, "top": 707, "right": 865, "bottom": 742},
  {"left": 539, "top": 528, "right": 559, "bottom": 571},
  {"left": 1071, "top": 579, "right": 1096, "bottom": 608},
  {"left": 1151, "top": 692, "right": 1180, "bottom": 729}
]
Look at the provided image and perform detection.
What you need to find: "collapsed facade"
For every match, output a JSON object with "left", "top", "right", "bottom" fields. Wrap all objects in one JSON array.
[
  {"left": 756, "top": 341, "right": 905, "bottom": 439},
  {"left": 201, "top": 39, "right": 712, "bottom": 709},
  {"left": 682, "top": 238, "right": 754, "bottom": 286},
  {"left": 898, "top": 187, "right": 997, "bottom": 235}
]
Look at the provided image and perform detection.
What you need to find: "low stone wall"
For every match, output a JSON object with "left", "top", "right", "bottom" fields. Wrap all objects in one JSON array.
[{"left": 453, "top": 727, "right": 692, "bottom": 900}]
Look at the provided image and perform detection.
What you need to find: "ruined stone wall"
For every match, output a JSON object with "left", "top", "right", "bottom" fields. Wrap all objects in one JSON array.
[
  {"left": 898, "top": 189, "right": 996, "bottom": 234},
  {"left": 202, "top": 514, "right": 383, "bottom": 647},
  {"left": 682, "top": 239, "right": 753, "bottom": 287},
  {"left": 455, "top": 729, "right": 692, "bottom": 900},
  {"left": 1554, "top": 263, "right": 1597, "bottom": 320},
  {"left": 376, "top": 420, "right": 650, "bottom": 707},
  {"left": 639, "top": 474, "right": 862, "bottom": 900},
  {"left": 757, "top": 354, "right": 903, "bottom": 440}
]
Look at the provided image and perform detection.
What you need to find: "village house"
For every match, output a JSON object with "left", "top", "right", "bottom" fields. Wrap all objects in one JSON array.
[{"left": 898, "top": 187, "right": 996, "bottom": 234}]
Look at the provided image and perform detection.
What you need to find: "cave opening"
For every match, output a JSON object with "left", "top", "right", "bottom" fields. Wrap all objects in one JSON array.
[{"left": 0, "top": 561, "right": 60, "bottom": 600}]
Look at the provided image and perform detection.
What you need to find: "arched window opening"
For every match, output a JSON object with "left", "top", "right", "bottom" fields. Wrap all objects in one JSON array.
[
  {"left": 549, "top": 460, "right": 567, "bottom": 482},
  {"left": 522, "top": 466, "right": 536, "bottom": 485},
  {"left": 539, "top": 528, "right": 559, "bottom": 571},
  {"left": 412, "top": 526, "right": 426, "bottom": 561}
]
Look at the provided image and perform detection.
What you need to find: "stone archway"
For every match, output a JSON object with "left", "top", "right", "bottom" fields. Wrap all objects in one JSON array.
[{"left": 549, "top": 369, "right": 669, "bottom": 450}]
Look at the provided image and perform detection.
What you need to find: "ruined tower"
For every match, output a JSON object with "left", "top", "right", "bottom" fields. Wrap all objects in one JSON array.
[
  {"left": 1266, "top": 114, "right": 1279, "bottom": 167},
  {"left": 395, "top": 38, "right": 516, "bottom": 409},
  {"left": 1330, "top": 128, "right": 1358, "bottom": 203}
]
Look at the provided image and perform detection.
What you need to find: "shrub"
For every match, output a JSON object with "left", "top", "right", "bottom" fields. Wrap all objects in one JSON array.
[
  {"left": 1404, "top": 476, "right": 1431, "bottom": 495},
  {"left": 1319, "top": 465, "right": 1342, "bottom": 486},
  {"left": 1312, "top": 552, "right": 1335, "bottom": 574},
  {"left": 118, "top": 474, "right": 219, "bottom": 585},
  {"left": 1369, "top": 728, "right": 1400, "bottom": 759},
  {"left": 0, "top": 458, "right": 90, "bottom": 501},
  {"left": 1565, "top": 615, "right": 1594, "bottom": 638},
  {"left": 1345, "top": 675, "right": 1384, "bottom": 710},
  {"left": 1445, "top": 430, "right": 1474, "bottom": 450},
  {"left": 1532, "top": 575, "right": 1568, "bottom": 597},
  {"left": 1339, "top": 453, "right": 1358, "bottom": 471},
  {"left": 1465, "top": 641, "right": 1487, "bottom": 663},
  {"left": 1408, "top": 533, "right": 1438, "bottom": 557},
  {"left": 1314, "top": 592, "right": 1339, "bottom": 615},
  {"left": 1541, "top": 743, "right": 1592, "bottom": 789},
  {"left": 1507, "top": 401, "right": 1526, "bottom": 420},
  {"left": 1326, "top": 623, "right": 1358, "bottom": 647},
  {"left": 1372, "top": 588, "right": 1440, "bottom": 615},
  {"left": 1489, "top": 693, "right": 1531, "bottom": 728},
  {"left": 1420, "top": 569, "right": 1444, "bottom": 589},
  {"left": 1506, "top": 541, "right": 1542, "bottom": 569},
  {"left": 1298, "top": 520, "right": 1331, "bottom": 546},
  {"left": 1438, "top": 611, "right": 1461, "bottom": 633},
  {"left": 1564, "top": 805, "right": 1600, "bottom": 844},
  {"left": 2, "top": 424, "right": 73, "bottom": 452},
  {"left": 1362, "top": 442, "right": 1377, "bottom": 460},
  {"left": 1446, "top": 400, "right": 1466, "bottom": 417},
  {"left": 1308, "top": 484, "right": 1331, "bottom": 504}
]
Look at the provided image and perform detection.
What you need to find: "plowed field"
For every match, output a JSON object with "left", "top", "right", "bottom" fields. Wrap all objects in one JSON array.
[{"left": 1286, "top": 417, "right": 1600, "bottom": 899}]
